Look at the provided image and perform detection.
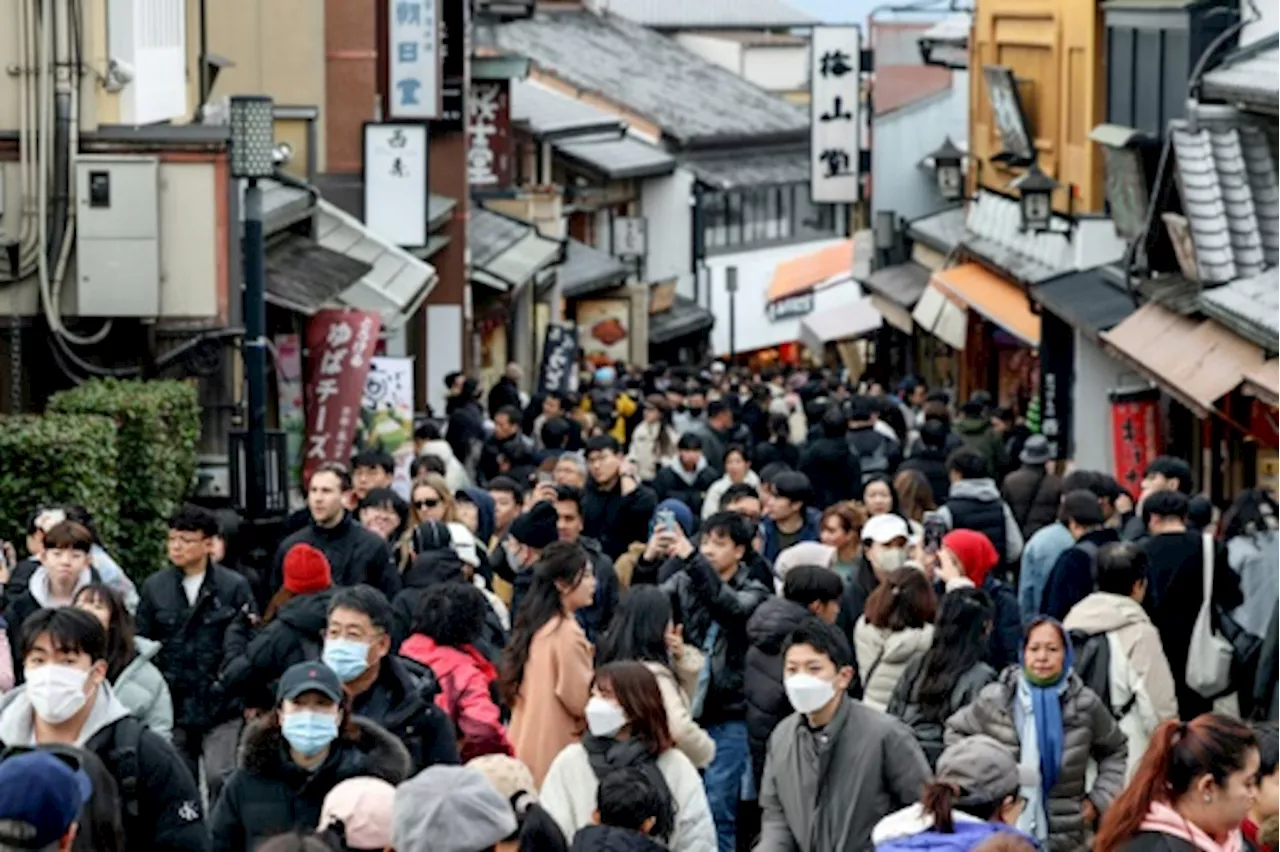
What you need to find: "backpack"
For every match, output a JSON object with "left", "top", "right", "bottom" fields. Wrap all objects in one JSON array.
[
  {"left": 1068, "top": 629, "right": 1136, "bottom": 720},
  {"left": 860, "top": 440, "right": 891, "bottom": 485},
  {"left": 86, "top": 716, "right": 145, "bottom": 831}
]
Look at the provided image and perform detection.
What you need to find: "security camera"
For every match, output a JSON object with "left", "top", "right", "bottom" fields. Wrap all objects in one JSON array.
[{"left": 104, "top": 59, "right": 134, "bottom": 92}]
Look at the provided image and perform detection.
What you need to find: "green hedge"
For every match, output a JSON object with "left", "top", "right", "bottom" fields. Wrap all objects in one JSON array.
[
  {"left": 0, "top": 415, "right": 121, "bottom": 553},
  {"left": 49, "top": 379, "right": 201, "bottom": 580}
]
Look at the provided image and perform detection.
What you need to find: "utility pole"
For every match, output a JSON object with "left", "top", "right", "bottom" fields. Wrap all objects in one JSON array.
[{"left": 726, "top": 265, "right": 738, "bottom": 362}]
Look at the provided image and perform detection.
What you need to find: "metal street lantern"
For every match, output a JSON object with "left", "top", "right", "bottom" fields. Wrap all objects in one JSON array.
[
  {"left": 1010, "top": 162, "right": 1059, "bottom": 232},
  {"left": 229, "top": 94, "right": 276, "bottom": 520},
  {"left": 928, "top": 136, "right": 966, "bottom": 201}
]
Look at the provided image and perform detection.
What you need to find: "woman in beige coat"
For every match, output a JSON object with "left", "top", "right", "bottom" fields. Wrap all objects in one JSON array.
[
  {"left": 854, "top": 567, "right": 938, "bottom": 710},
  {"left": 627, "top": 397, "right": 679, "bottom": 482},
  {"left": 597, "top": 585, "right": 716, "bottom": 769},
  {"left": 500, "top": 541, "right": 598, "bottom": 786}
]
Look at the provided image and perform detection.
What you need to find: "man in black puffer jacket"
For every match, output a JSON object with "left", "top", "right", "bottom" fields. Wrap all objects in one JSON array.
[
  {"left": 323, "top": 586, "right": 459, "bottom": 772},
  {"left": 935, "top": 448, "right": 1024, "bottom": 576},
  {"left": 744, "top": 566, "right": 844, "bottom": 788},
  {"left": 270, "top": 463, "right": 401, "bottom": 599}
]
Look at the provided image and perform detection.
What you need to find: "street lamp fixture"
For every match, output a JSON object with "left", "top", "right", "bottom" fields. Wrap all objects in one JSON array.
[
  {"left": 1010, "top": 161, "right": 1058, "bottom": 232},
  {"left": 229, "top": 95, "right": 276, "bottom": 179},
  {"left": 928, "top": 136, "right": 966, "bottom": 202}
]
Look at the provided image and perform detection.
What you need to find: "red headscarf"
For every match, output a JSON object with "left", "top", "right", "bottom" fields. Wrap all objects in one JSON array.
[{"left": 942, "top": 529, "right": 999, "bottom": 586}]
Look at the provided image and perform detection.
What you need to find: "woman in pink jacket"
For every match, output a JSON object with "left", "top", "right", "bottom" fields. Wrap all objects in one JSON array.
[{"left": 400, "top": 582, "right": 512, "bottom": 763}]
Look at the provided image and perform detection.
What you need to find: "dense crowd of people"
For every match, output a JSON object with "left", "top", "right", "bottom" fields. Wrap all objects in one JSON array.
[{"left": 0, "top": 359, "right": 1275, "bottom": 852}]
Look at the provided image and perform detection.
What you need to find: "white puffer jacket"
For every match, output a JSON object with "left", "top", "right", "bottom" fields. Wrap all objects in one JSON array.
[{"left": 853, "top": 618, "right": 934, "bottom": 711}]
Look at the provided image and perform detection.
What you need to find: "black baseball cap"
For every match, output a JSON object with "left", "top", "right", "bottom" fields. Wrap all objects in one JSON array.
[{"left": 277, "top": 660, "right": 343, "bottom": 704}]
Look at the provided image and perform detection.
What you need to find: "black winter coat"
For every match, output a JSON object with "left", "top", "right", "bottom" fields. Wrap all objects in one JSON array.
[
  {"left": 136, "top": 562, "right": 257, "bottom": 729},
  {"left": 847, "top": 426, "right": 902, "bottom": 484},
  {"left": 886, "top": 655, "right": 995, "bottom": 768},
  {"left": 659, "top": 554, "right": 770, "bottom": 726},
  {"left": 981, "top": 574, "right": 1024, "bottom": 672},
  {"left": 582, "top": 478, "right": 658, "bottom": 561},
  {"left": 1001, "top": 464, "right": 1063, "bottom": 540},
  {"left": 210, "top": 715, "right": 412, "bottom": 852},
  {"left": 798, "top": 437, "right": 863, "bottom": 510},
  {"left": 652, "top": 463, "right": 719, "bottom": 520},
  {"left": 270, "top": 515, "right": 401, "bottom": 599},
  {"left": 220, "top": 589, "right": 334, "bottom": 711},
  {"left": 899, "top": 448, "right": 951, "bottom": 503},
  {"left": 391, "top": 550, "right": 506, "bottom": 662},
  {"left": 571, "top": 825, "right": 667, "bottom": 852},
  {"left": 1118, "top": 832, "right": 1198, "bottom": 852},
  {"left": 752, "top": 439, "right": 799, "bottom": 472},
  {"left": 1040, "top": 528, "right": 1121, "bottom": 621},
  {"left": 836, "top": 557, "right": 880, "bottom": 644},
  {"left": 744, "top": 597, "right": 812, "bottom": 786},
  {"left": 351, "top": 654, "right": 460, "bottom": 772}
]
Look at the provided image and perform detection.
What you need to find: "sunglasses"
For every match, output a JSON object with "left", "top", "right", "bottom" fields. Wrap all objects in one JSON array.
[{"left": 415, "top": 498, "right": 441, "bottom": 510}]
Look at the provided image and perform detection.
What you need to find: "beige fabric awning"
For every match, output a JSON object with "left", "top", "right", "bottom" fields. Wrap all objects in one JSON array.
[{"left": 1242, "top": 360, "right": 1280, "bottom": 407}]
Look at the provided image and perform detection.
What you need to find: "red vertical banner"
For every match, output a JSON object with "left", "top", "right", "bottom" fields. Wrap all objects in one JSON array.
[
  {"left": 468, "top": 80, "right": 512, "bottom": 188},
  {"left": 1111, "top": 395, "right": 1162, "bottom": 498},
  {"left": 303, "top": 309, "right": 383, "bottom": 486}
]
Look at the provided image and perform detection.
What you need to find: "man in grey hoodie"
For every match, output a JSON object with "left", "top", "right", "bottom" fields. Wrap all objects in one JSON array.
[
  {"left": 0, "top": 607, "right": 208, "bottom": 852},
  {"left": 934, "top": 448, "right": 1025, "bottom": 571}
]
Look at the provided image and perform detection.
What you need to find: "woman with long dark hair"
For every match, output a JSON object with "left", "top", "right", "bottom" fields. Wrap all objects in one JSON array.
[
  {"left": 598, "top": 586, "right": 715, "bottom": 769},
  {"left": 887, "top": 588, "right": 995, "bottom": 767},
  {"left": 501, "top": 540, "right": 597, "bottom": 786},
  {"left": 854, "top": 567, "right": 938, "bottom": 710},
  {"left": 947, "top": 616, "right": 1129, "bottom": 851},
  {"left": 73, "top": 582, "right": 173, "bottom": 739},
  {"left": 540, "top": 661, "right": 716, "bottom": 852},
  {"left": 894, "top": 469, "right": 937, "bottom": 526},
  {"left": 1095, "top": 714, "right": 1259, "bottom": 852},
  {"left": 210, "top": 661, "right": 413, "bottom": 852}
]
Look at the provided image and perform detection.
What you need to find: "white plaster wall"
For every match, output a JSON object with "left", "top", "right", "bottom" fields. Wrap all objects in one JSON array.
[
  {"left": 675, "top": 33, "right": 744, "bottom": 76},
  {"left": 641, "top": 168, "right": 695, "bottom": 297},
  {"left": 1242, "top": 3, "right": 1278, "bottom": 44},
  {"left": 870, "top": 72, "right": 968, "bottom": 222},
  {"left": 742, "top": 45, "right": 809, "bottom": 93},
  {"left": 1072, "top": 331, "right": 1131, "bottom": 473},
  {"left": 703, "top": 236, "right": 854, "bottom": 355}
]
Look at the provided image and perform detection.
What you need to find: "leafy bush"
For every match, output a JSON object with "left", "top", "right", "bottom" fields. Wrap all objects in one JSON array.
[
  {"left": 49, "top": 379, "right": 201, "bottom": 580},
  {"left": 0, "top": 415, "right": 121, "bottom": 552}
]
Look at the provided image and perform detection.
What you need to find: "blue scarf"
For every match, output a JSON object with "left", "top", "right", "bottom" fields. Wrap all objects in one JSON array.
[{"left": 1019, "top": 618, "right": 1074, "bottom": 799}]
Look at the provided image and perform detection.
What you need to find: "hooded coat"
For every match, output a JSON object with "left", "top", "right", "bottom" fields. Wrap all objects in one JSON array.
[
  {"left": 944, "top": 667, "right": 1129, "bottom": 852},
  {"left": 221, "top": 589, "right": 335, "bottom": 710},
  {"left": 653, "top": 457, "right": 719, "bottom": 526},
  {"left": 113, "top": 635, "right": 174, "bottom": 740},
  {"left": 799, "top": 434, "right": 864, "bottom": 510},
  {"left": 886, "top": 655, "right": 995, "bottom": 768},
  {"left": 209, "top": 715, "right": 412, "bottom": 852},
  {"left": 0, "top": 682, "right": 209, "bottom": 852},
  {"left": 854, "top": 619, "right": 935, "bottom": 712},
  {"left": 400, "top": 633, "right": 513, "bottom": 762},
  {"left": 744, "top": 597, "right": 814, "bottom": 786},
  {"left": 936, "top": 479, "right": 1025, "bottom": 566},
  {"left": 703, "top": 470, "right": 762, "bottom": 521},
  {"left": 953, "top": 418, "right": 1009, "bottom": 477},
  {"left": 270, "top": 514, "right": 401, "bottom": 600},
  {"left": 1061, "top": 592, "right": 1179, "bottom": 778}
]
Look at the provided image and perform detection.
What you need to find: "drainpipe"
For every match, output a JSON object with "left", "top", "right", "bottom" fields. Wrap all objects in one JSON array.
[{"left": 48, "top": 0, "right": 73, "bottom": 269}]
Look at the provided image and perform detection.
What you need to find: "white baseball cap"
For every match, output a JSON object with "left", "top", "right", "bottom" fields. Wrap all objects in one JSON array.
[{"left": 862, "top": 513, "right": 910, "bottom": 544}]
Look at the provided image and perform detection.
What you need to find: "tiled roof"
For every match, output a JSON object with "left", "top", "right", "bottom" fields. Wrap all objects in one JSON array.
[
  {"left": 860, "top": 261, "right": 930, "bottom": 307},
  {"left": 650, "top": 295, "right": 715, "bottom": 344},
  {"left": 873, "top": 65, "right": 953, "bottom": 116},
  {"left": 1031, "top": 265, "right": 1136, "bottom": 337},
  {"left": 907, "top": 205, "right": 966, "bottom": 252},
  {"left": 1199, "top": 267, "right": 1280, "bottom": 353},
  {"left": 1170, "top": 118, "right": 1280, "bottom": 285},
  {"left": 556, "top": 133, "right": 676, "bottom": 181},
  {"left": 963, "top": 191, "right": 1076, "bottom": 282},
  {"left": 470, "top": 208, "right": 530, "bottom": 268},
  {"left": 511, "top": 78, "right": 623, "bottom": 138},
  {"left": 495, "top": 10, "right": 808, "bottom": 146},
  {"left": 1201, "top": 36, "right": 1279, "bottom": 116},
  {"left": 559, "top": 239, "right": 631, "bottom": 299},
  {"left": 597, "top": 0, "right": 816, "bottom": 29},
  {"left": 680, "top": 146, "right": 809, "bottom": 190}
]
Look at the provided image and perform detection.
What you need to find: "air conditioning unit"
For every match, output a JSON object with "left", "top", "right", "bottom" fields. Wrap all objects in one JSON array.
[{"left": 107, "top": 0, "right": 188, "bottom": 124}]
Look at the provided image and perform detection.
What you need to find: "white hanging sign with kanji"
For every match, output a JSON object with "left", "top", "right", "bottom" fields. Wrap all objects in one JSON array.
[{"left": 810, "top": 26, "right": 863, "bottom": 203}]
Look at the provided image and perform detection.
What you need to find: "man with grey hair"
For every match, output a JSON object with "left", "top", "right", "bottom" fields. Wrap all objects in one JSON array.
[
  {"left": 0, "top": 750, "right": 90, "bottom": 852},
  {"left": 553, "top": 452, "right": 588, "bottom": 489}
]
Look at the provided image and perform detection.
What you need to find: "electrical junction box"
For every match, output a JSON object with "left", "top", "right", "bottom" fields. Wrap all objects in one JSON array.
[{"left": 74, "top": 155, "right": 161, "bottom": 318}]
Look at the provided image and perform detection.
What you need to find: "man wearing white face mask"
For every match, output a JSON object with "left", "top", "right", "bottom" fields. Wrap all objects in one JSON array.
[
  {"left": 757, "top": 620, "right": 929, "bottom": 852},
  {"left": 321, "top": 585, "right": 459, "bottom": 772},
  {"left": 0, "top": 607, "right": 209, "bottom": 852}
]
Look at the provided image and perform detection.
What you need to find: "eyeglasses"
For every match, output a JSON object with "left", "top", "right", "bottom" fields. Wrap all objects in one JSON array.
[{"left": 415, "top": 498, "right": 441, "bottom": 510}]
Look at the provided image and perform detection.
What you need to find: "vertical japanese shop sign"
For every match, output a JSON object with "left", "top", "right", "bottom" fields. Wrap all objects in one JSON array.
[
  {"left": 1110, "top": 390, "right": 1162, "bottom": 499},
  {"left": 468, "top": 80, "right": 513, "bottom": 189},
  {"left": 364, "top": 122, "right": 429, "bottom": 247},
  {"left": 810, "top": 26, "right": 862, "bottom": 203},
  {"left": 303, "top": 310, "right": 383, "bottom": 485},
  {"left": 537, "top": 324, "right": 578, "bottom": 396},
  {"left": 1038, "top": 311, "right": 1074, "bottom": 461},
  {"left": 388, "top": 0, "right": 440, "bottom": 119}
]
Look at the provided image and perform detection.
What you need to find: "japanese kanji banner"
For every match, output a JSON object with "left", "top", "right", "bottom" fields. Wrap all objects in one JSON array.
[
  {"left": 303, "top": 310, "right": 383, "bottom": 486},
  {"left": 1110, "top": 390, "right": 1162, "bottom": 499},
  {"left": 537, "top": 324, "right": 578, "bottom": 396},
  {"left": 810, "top": 26, "right": 862, "bottom": 203}
]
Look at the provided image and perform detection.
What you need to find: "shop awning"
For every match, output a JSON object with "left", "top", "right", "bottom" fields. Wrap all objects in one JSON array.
[
  {"left": 264, "top": 234, "right": 373, "bottom": 315},
  {"left": 911, "top": 283, "right": 968, "bottom": 349},
  {"left": 798, "top": 296, "right": 881, "bottom": 351},
  {"left": 767, "top": 240, "right": 854, "bottom": 303},
  {"left": 312, "top": 198, "right": 438, "bottom": 328},
  {"left": 1242, "top": 360, "right": 1280, "bottom": 407},
  {"left": 1100, "top": 301, "right": 1267, "bottom": 417},
  {"left": 1031, "top": 266, "right": 1136, "bottom": 338},
  {"left": 556, "top": 134, "right": 677, "bottom": 181},
  {"left": 559, "top": 239, "right": 630, "bottom": 299},
  {"left": 861, "top": 261, "right": 929, "bottom": 332},
  {"left": 932, "top": 263, "right": 1041, "bottom": 346},
  {"left": 469, "top": 208, "right": 566, "bottom": 293},
  {"left": 682, "top": 147, "right": 810, "bottom": 191},
  {"left": 650, "top": 296, "right": 714, "bottom": 344}
]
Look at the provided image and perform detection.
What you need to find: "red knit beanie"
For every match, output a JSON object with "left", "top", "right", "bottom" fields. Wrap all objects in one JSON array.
[
  {"left": 283, "top": 543, "right": 332, "bottom": 594},
  {"left": 942, "top": 529, "right": 999, "bottom": 587}
]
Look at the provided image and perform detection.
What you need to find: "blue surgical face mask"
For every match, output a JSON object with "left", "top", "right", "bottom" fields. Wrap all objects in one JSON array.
[
  {"left": 322, "top": 638, "right": 371, "bottom": 683},
  {"left": 281, "top": 710, "right": 339, "bottom": 757}
]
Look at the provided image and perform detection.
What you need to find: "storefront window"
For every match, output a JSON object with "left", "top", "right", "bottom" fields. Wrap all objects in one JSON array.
[{"left": 700, "top": 182, "right": 842, "bottom": 255}]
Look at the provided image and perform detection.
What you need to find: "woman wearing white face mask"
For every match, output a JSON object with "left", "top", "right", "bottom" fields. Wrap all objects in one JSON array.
[
  {"left": 539, "top": 661, "right": 717, "bottom": 852},
  {"left": 853, "top": 567, "right": 938, "bottom": 711},
  {"left": 210, "top": 661, "right": 413, "bottom": 852}
]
